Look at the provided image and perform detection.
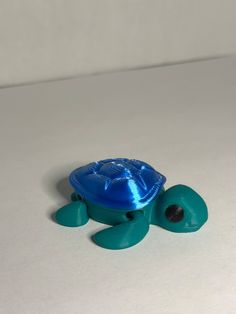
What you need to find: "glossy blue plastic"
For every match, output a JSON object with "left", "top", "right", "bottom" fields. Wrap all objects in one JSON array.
[{"left": 69, "top": 158, "right": 166, "bottom": 211}]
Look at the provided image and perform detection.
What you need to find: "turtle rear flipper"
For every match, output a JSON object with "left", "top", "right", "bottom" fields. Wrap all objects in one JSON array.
[
  {"left": 92, "top": 211, "right": 149, "bottom": 249},
  {"left": 55, "top": 201, "right": 89, "bottom": 227}
]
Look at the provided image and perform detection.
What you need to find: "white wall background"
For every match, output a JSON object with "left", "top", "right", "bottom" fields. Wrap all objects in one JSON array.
[{"left": 0, "top": 0, "right": 236, "bottom": 87}]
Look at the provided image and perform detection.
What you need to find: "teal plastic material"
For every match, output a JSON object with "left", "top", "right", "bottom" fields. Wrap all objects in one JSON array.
[
  {"left": 55, "top": 184, "right": 208, "bottom": 250},
  {"left": 154, "top": 185, "right": 208, "bottom": 233},
  {"left": 56, "top": 201, "right": 88, "bottom": 227}
]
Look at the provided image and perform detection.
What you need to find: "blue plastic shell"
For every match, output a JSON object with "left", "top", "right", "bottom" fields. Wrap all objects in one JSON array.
[{"left": 69, "top": 158, "right": 166, "bottom": 211}]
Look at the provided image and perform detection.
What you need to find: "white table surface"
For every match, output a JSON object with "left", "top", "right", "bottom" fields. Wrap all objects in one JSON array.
[{"left": 0, "top": 57, "right": 236, "bottom": 314}]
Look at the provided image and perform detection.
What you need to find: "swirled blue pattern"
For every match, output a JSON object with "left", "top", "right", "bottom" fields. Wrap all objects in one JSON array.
[{"left": 69, "top": 158, "right": 166, "bottom": 211}]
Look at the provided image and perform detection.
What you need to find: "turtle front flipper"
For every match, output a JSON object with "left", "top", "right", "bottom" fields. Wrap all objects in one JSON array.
[
  {"left": 92, "top": 210, "right": 149, "bottom": 249},
  {"left": 55, "top": 201, "right": 89, "bottom": 227}
]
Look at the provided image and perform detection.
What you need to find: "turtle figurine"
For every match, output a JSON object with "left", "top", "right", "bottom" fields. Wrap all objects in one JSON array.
[{"left": 55, "top": 158, "right": 208, "bottom": 250}]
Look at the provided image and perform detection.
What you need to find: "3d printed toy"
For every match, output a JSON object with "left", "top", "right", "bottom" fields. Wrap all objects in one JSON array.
[{"left": 55, "top": 158, "right": 208, "bottom": 249}]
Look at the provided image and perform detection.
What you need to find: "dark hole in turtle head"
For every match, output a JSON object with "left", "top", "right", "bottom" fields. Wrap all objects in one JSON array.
[{"left": 165, "top": 205, "right": 184, "bottom": 223}]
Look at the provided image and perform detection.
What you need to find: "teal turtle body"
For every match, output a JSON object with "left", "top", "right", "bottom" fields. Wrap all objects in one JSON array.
[{"left": 55, "top": 158, "right": 208, "bottom": 250}]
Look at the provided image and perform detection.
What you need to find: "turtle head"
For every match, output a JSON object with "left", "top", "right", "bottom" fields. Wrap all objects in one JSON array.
[{"left": 154, "top": 185, "right": 208, "bottom": 232}]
